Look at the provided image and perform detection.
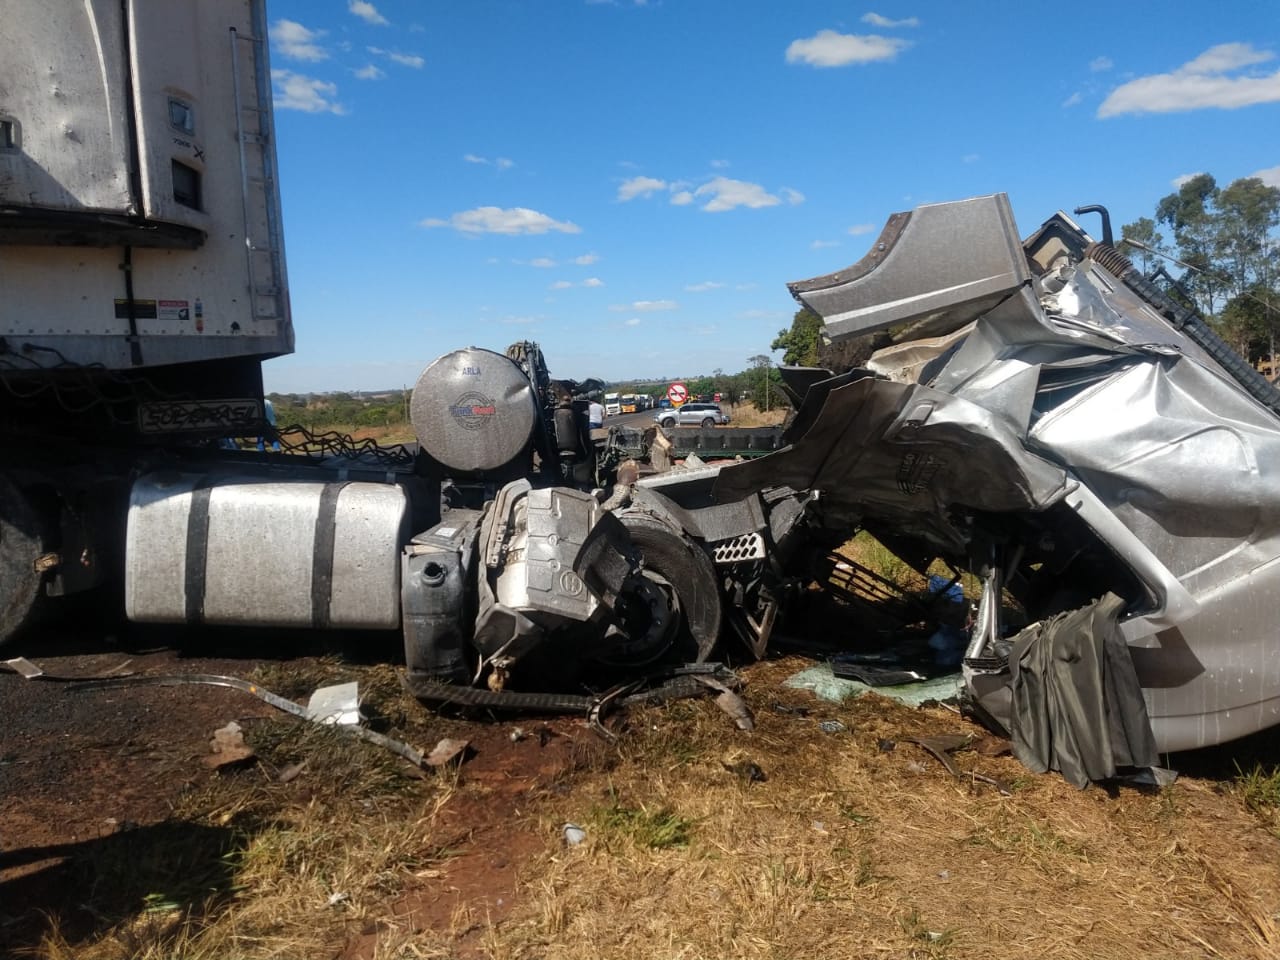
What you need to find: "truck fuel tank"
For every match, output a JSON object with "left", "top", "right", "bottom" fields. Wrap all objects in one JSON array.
[{"left": 125, "top": 473, "right": 409, "bottom": 630}]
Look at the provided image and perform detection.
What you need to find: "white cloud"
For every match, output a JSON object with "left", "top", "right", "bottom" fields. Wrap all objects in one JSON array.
[
  {"left": 354, "top": 64, "right": 384, "bottom": 80},
  {"left": 710, "top": 159, "right": 730, "bottom": 169},
  {"left": 618, "top": 176, "right": 667, "bottom": 201},
  {"left": 685, "top": 281, "right": 725, "bottom": 292},
  {"left": 368, "top": 46, "right": 425, "bottom": 69},
  {"left": 573, "top": 253, "right": 600, "bottom": 265},
  {"left": 695, "top": 177, "right": 779, "bottom": 212},
  {"left": 465, "top": 154, "right": 513, "bottom": 170},
  {"left": 847, "top": 223, "right": 876, "bottom": 235},
  {"left": 1089, "top": 56, "right": 1113, "bottom": 73},
  {"left": 552, "top": 277, "right": 604, "bottom": 290},
  {"left": 786, "top": 30, "right": 909, "bottom": 68},
  {"left": 500, "top": 315, "right": 539, "bottom": 325},
  {"left": 624, "top": 317, "right": 642, "bottom": 326},
  {"left": 272, "top": 70, "right": 344, "bottom": 114},
  {"left": 349, "top": 1, "right": 388, "bottom": 26},
  {"left": 1062, "top": 91, "right": 1083, "bottom": 108},
  {"left": 610, "top": 300, "right": 677, "bottom": 312},
  {"left": 670, "top": 191, "right": 694, "bottom": 206},
  {"left": 811, "top": 239, "right": 840, "bottom": 249},
  {"left": 1253, "top": 164, "right": 1280, "bottom": 188},
  {"left": 550, "top": 280, "right": 573, "bottom": 290},
  {"left": 388, "top": 52, "right": 425, "bottom": 68},
  {"left": 1098, "top": 43, "right": 1280, "bottom": 117},
  {"left": 961, "top": 153, "right": 980, "bottom": 164},
  {"left": 782, "top": 187, "right": 805, "bottom": 205},
  {"left": 582, "top": 277, "right": 604, "bottom": 287},
  {"left": 529, "top": 257, "right": 557, "bottom": 268},
  {"left": 861, "top": 12, "right": 920, "bottom": 28},
  {"left": 1172, "top": 172, "right": 1204, "bottom": 188},
  {"left": 420, "top": 206, "right": 581, "bottom": 235},
  {"left": 272, "top": 20, "right": 328, "bottom": 62}
]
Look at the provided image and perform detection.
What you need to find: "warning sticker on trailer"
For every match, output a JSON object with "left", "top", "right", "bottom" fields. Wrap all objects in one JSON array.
[{"left": 158, "top": 299, "right": 191, "bottom": 322}]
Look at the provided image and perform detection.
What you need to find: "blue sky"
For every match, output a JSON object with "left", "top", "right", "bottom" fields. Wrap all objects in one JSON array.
[{"left": 261, "top": 1, "right": 1280, "bottom": 394}]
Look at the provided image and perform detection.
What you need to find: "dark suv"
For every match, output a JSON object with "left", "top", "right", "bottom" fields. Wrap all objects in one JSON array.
[{"left": 655, "top": 402, "right": 730, "bottom": 428}]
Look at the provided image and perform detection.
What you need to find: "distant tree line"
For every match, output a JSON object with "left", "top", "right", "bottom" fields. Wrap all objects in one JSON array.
[
  {"left": 268, "top": 391, "right": 410, "bottom": 431},
  {"left": 1121, "top": 174, "right": 1280, "bottom": 362}
]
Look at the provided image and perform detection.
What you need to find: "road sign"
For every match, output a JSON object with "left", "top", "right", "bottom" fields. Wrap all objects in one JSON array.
[{"left": 667, "top": 382, "right": 688, "bottom": 406}]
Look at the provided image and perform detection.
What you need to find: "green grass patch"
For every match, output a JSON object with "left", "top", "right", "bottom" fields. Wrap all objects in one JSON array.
[{"left": 592, "top": 793, "right": 695, "bottom": 849}]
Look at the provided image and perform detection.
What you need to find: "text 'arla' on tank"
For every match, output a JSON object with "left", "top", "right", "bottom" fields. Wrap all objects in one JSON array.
[{"left": 410, "top": 347, "right": 541, "bottom": 475}]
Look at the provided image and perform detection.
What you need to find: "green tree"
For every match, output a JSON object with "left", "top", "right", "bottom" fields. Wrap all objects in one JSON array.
[
  {"left": 1216, "top": 177, "right": 1280, "bottom": 295},
  {"left": 1118, "top": 216, "right": 1164, "bottom": 274},
  {"left": 1156, "top": 173, "right": 1225, "bottom": 315},
  {"left": 746, "top": 354, "right": 785, "bottom": 410},
  {"left": 1218, "top": 283, "right": 1279, "bottom": 363},
  {"left": 770, "top": 306, "right": 823, "bottom": 367}
]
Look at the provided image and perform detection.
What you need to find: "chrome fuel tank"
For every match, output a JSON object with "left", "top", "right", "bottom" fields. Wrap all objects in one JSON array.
[{"left": 125, "top": 473, "right": 409, "bottom": 629}]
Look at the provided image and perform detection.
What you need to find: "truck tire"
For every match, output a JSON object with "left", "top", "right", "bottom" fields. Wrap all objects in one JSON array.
[
  {"left": 618, "top": 512, "right": 722, "bottom": 662},
  {"left": 0, "top": 475, "right": 47, "bottom": 645}
]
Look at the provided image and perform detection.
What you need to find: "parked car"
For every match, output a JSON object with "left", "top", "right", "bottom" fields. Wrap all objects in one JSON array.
[{"left": 655, "top": 402, "right": 730, "bottom": 428}]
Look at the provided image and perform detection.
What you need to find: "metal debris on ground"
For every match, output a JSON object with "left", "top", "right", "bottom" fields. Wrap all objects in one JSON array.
[
  {"left": 695, "top": 674, "right": 755, "bottom": 731},
  {"left": 3, "top": 656, "right": 134, "bottom": 681},
  {"left": 907, "top": 735, "right": 1013, "bottom": 796},
  {"left": 66, "top": 672, "right": 431, "bottom": 768}
]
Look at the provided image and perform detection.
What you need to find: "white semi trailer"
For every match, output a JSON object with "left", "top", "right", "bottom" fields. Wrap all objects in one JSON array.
[{"left": 0, "top": 1, "right": 690, "bottom": 682}]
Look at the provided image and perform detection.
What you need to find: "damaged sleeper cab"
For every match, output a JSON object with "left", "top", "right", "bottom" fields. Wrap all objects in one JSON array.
[{"left": 718, "top": 193, "right": 1280, "bottom": 758}]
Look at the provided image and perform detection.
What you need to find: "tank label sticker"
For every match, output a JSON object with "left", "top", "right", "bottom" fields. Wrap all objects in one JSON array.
[{"left": 449, "top": 392, "right": 497, "bottom": 430}]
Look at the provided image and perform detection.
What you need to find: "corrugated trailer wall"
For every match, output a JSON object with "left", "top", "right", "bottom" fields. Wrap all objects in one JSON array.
[{"left": 0, "top": 0, "right": 292, "bottom": 372}]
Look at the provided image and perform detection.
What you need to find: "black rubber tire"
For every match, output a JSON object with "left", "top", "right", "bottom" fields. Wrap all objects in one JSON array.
[
  {"left": 662, "top": 417, "right": 677, "bottom": 429},
  {"left": 0, "top": 474, "right": 47, "bottom": 646},
  {"left": 700, "top": 417, "right": 715, "bottom": 429},
  {"left": 618, "top": 513, "right": 722, "bottom": 662}
]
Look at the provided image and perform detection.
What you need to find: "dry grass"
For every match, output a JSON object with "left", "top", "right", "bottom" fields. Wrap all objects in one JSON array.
[
  {"left": 726, "top": 401, "right": 789, "bottom": 428},
  {"left": 487, "top": 662, "right": 1280, "bottom": 960},
  {"left": 25, "top": 657, "right": 1280, "bottom": 960}
]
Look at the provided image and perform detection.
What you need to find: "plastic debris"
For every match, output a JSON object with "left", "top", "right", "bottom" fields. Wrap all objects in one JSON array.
[
  {"left": 818, "top": 719, "right": 846, "bottom": 734},
  {"left": 205, "top": 721, "right": 255, "bottom": 769},
  {"left": 563, "top": 823, "right": 587, "bottom": 846},
  {"left": 305, "top": 681, "right": 361, "bottom": 725}
]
